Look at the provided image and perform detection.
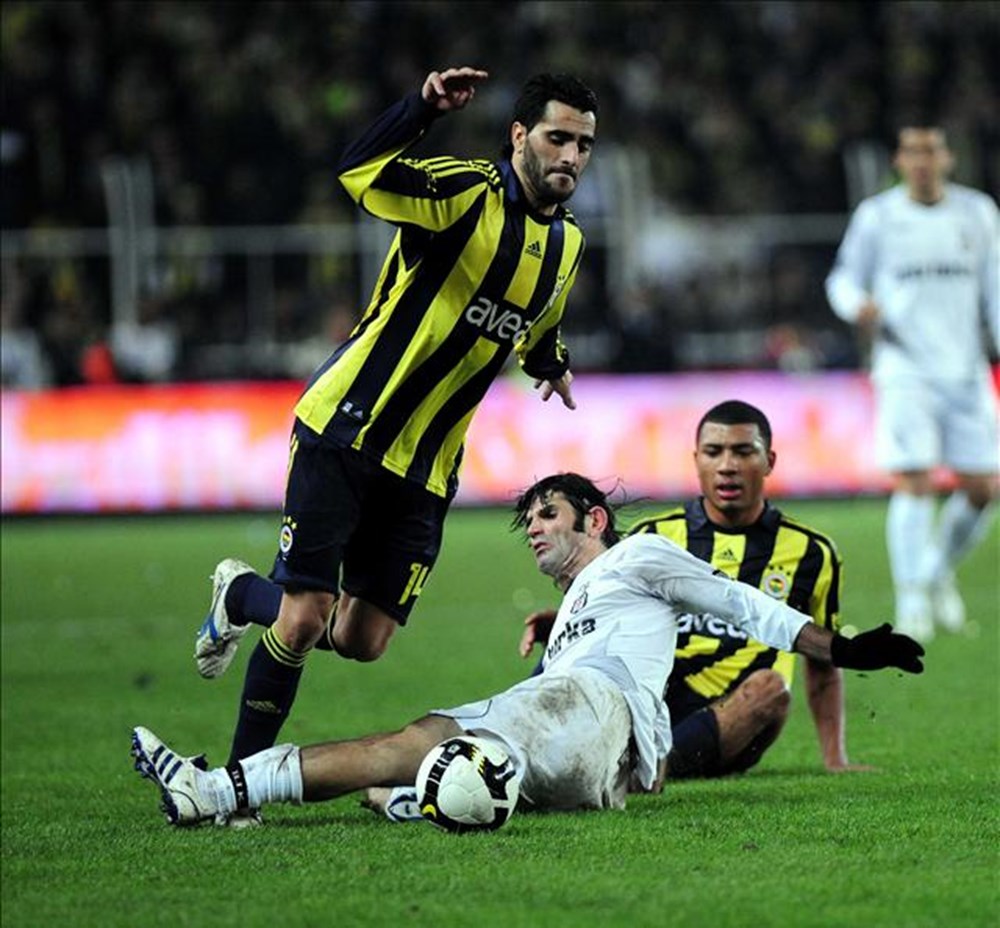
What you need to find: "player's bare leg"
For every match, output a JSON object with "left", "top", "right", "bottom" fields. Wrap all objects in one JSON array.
[
  {"left": 712, "top": 669, "right": 791, "bottom": 770},
  {"left": 329, "top": 591, "right": 399, "bottom": 661},
  {"left": 300, "top": 715, "right": 461, "bottom": 801}
]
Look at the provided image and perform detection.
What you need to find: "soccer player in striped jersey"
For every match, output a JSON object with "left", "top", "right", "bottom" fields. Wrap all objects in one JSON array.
[
  {"left": 514, "top": 401, "right": 867, "bottom": 781},
  {"left": 626, "top": 400, "right": 862, "bottom": 778},
  {"left": 826, "top": 126, "right": 998, "bottom": 642},
  {"left": 132, "top": 473, "right": 923, "bottom": 827},
  {"left": 362, "top": 401, "right": 872, "bottom": 821},
  {"left": 191, "top": 66, "right": 600, "bottom": 816}
]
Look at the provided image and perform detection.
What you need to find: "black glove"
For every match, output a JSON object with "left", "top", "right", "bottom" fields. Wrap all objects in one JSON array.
[{"left": 830, "top": 623, "right": 925, "bottom": 674}]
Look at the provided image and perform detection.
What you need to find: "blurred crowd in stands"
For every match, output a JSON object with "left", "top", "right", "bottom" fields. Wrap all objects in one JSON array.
[{"left": 2, "top": 1, "right": 998, "bottom": 387}]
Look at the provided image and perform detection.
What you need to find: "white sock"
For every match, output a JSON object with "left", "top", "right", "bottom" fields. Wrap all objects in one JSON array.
[
  {"left": 886, "top": 491, "right": 937, "bottom": 595},
  {"left": 242, "top": 744, "right": 303, "bottom": 808},
  {"left": 199, "top": 744, "right": 303, "bottom": 815},
  {"left": 928, "top": 492, "right": 996, "bottom": 581},
  {"left": 201, "top": 768, "right": 237, "bottom": 815}
]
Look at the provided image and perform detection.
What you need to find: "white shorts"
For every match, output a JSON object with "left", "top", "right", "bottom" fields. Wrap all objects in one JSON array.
[
  {"left": 432, "top": 667, "right": 633, "bottom": 812},
  {"left": 874, "top": 375, "right": 999, "bottom": 473}
]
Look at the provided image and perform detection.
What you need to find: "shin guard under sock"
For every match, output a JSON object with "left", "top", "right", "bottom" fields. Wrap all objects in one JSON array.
[{"left": 227, "top": 626, "right": 306, "bottom": 765}]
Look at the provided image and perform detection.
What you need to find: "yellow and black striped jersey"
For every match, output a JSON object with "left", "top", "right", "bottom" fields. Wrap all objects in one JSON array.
[
  {"left": 630, "top": 499, "right": 842, "bottom": 700},
  {"left": 295, "top": 92, "right": 585, "bottom": 498}
]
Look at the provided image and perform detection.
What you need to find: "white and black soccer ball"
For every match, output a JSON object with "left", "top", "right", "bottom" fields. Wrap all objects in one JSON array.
[{"left": 415, "top": 736, "right": 520, "bottom": 833}]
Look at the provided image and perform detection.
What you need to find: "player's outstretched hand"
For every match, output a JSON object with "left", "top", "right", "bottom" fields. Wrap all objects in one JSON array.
[
  {"left": 830, "top": 622, "right": 925, "bottom": 674},
  {"left": 422, "top": 67, "right": 489, "bottom": 112},
  {"left": 534, "top": 371, "right": 576, "bottom": 409}
]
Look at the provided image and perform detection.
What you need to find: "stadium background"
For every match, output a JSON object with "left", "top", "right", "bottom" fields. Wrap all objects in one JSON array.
[
  {"left": 2, "top": 0, "right": 999, "bottom": 510},
  {"left": 2, "top": 7, "right": 998, "bottom": 927}
]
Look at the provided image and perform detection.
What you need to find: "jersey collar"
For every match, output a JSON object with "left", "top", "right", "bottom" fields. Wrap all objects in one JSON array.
[
  {"left": 688, "top": 498, "right": 782, "bottom": 534},
  {"left": 500, "top": 160, "right": 564, "bottom": 224}
]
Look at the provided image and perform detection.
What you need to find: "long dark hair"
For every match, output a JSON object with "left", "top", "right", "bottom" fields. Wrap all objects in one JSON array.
[{"left": 512, "top": 472, "right": 620, "bottom": 547}]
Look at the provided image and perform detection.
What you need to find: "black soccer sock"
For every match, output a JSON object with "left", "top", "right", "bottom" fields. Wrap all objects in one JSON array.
[
  {"left": 225, "top": 574, "right": 283, "bottom": 628},
  {"left": 227, "top": 626, "right": 307, "bottom": 765},
  {"left": 666, "top": 707, "right": 722, "bottom": 779}
]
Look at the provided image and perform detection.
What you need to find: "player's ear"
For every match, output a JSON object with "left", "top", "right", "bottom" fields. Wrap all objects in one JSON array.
[
  {"left": 588, "top": 505, "right": 609, "bottom": 538},
  {"left": 766, "top": 450, "right": 776, "bottom": 475},
  {"left": 510, "top": 121, "right": 527, "bottom": 156}
]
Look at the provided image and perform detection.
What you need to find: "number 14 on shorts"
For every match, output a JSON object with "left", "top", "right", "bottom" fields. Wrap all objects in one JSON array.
[{"left": 399, "top": 562, "right": 430, "bottom": 605}]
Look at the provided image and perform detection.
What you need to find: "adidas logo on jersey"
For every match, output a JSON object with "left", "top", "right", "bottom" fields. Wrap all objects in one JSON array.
[
  {"left": 339, "top": 400, "right": 367, "bottom": 422},
  {"left": 525, "top": 240, "right": 543, "bottom": 259}
]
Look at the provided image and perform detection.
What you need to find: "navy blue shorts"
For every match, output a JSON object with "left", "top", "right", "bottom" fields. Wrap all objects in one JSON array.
[
  {"left": 270, "top": 419, "right": 453, "bottom": 625},
  {"left": 666, "top": 682, "right": 712, "bottom": 726}
]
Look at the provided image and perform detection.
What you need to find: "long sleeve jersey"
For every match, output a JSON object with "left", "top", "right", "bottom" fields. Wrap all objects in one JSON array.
[
  {"left": 825, "top": 183, "right": 999, "bottom": 383},
  {"left": 541, "top": 534, "right": 811, "bottom": 788},
  {"left": 295, "top": 92, "right": 586, "bottom": 497}
]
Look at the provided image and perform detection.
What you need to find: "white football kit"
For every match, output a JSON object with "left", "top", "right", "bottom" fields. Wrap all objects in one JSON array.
[
  {"left": 825, "top": 183, "right": 999, "bottom": 472},
  {"left": 435, "top": 534, "right": 809, "bottom": 810}
]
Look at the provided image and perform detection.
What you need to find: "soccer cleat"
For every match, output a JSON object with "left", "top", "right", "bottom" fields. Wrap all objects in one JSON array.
[
  {"left": 361, "top": 786, "right": 425, "bottom": 823},
  {"left": 894, "top": 588, "right": 934, "bottom": 643},
  {"left": 131, "top": 726, "right": 217, "bottom": 826},
  {"left": 195, "top": 558, "right": 255, "bottom": 678},
  {"left": 930, "top": 574, "right": 966, "bottom": 632}
]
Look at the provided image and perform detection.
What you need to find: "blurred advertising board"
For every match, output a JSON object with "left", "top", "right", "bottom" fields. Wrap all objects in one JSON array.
[{"left": 2, "top": 371, "right": 894, "bottom": 514}]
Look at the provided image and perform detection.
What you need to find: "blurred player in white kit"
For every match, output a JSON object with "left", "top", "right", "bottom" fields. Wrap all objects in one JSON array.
[{"left": 826, "top": 126, "right": 999, "bottom": 642}]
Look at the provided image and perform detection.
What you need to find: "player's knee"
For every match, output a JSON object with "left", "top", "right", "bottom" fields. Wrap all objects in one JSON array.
[
  {"left": 277, "top": 592, "right": 336, "bottom": 651},
  {"left": 331, "top": 612, "right": 397, "bottom": 662},
  {"left": 960, "top": 481, "right": 997, "bottom": 509},
  {"left": 333, "top": 633, "right": 389, "bottom": 662},
  {"left": 743, "top": 670, "right": 790, "bottom": 726},
  {"left": 893, "top": 473, "right": 933, "bottom": 496}
]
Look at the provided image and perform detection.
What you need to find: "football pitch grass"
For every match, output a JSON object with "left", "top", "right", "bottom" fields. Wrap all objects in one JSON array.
[{"left": 2, "top": 500, "right": 997, "bottom": 928}]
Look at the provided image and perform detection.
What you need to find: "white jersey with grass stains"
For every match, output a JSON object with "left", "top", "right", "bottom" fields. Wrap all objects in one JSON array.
[{"left": 541, "top": 533, "right": 810, "bottom": 788}]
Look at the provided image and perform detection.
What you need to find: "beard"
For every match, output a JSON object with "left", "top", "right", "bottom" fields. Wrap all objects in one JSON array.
[{"left": 522, "top": 141, "right": 576, "bottom": 206}]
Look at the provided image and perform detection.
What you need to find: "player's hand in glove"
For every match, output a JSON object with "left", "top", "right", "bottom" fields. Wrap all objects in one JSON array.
[{"left": 830, "top": 623, "right": 925, "bottom": 674}]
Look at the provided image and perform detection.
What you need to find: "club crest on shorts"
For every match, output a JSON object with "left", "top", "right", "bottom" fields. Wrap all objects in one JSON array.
[{"left": 279, "top": 518, "right": 297, "bottom": 555}]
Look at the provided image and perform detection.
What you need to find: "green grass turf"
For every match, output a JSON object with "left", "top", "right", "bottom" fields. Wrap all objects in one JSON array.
[{"left": 1, "top": 500, "right": 998, "bottom": 927}]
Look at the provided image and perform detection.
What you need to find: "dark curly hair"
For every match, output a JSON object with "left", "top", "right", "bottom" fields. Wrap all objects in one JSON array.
[
  {"left": 501, "top": 73, "right": 598, "bottom": 159},
  {"left": 511, "top": 472, "right": 620, "bottom": 547}
]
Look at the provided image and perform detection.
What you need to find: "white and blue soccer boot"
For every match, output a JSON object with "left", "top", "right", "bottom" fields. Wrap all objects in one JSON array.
[
  {"left": 195, "top": 558, "right": 255, "bottom": 678},
  {"left": 131, "top": 726, "right": 216, "bottom": 826}
]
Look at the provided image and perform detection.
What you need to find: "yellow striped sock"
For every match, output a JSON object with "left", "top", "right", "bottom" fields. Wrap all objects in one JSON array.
[{"left": 261, "top": 627, "right": 308, "bottom": 669}]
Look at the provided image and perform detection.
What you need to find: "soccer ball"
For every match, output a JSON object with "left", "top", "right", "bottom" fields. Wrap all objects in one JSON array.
[{"left": 415, "top": 736, "right": 519, "bottom": 833}]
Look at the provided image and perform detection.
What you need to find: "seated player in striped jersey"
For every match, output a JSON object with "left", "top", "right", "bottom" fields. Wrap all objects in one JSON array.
[
  {"left": 365, "top": 401, "right": 871, "bottom": 819},
  {"left": 522, "top": 400, "right": 870, "bottom": 779},
  {"left": 132, "top": 473, "right": 923, "bottom": 827},
  {"left": 182, "top": 66, "right": 601, "bottom": 824}
]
